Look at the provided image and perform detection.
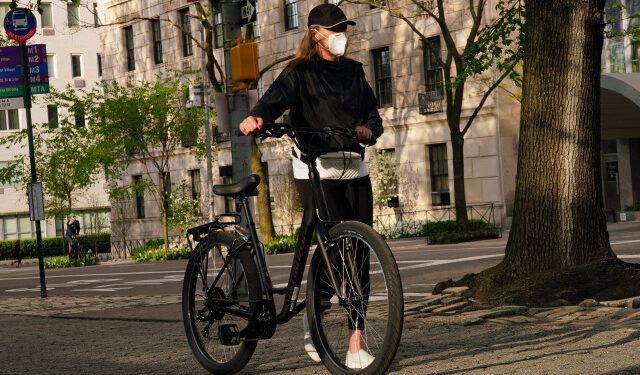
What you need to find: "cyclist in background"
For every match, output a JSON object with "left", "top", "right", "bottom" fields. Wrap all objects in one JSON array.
[
  {"left": 66, "top": 213, "right": 80, "bottom": 258},
  {"left": 239, "top": 3, "right": 383, "bottom": 369}
]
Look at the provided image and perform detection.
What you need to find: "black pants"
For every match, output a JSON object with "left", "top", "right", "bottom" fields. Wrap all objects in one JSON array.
[{"left": 295, "top": 176, "right": 372, "bottom": 330}]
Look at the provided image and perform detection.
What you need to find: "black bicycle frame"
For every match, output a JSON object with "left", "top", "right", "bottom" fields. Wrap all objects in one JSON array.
[{"left": 191, "top": 127, "right": 364, "bottom": 329}]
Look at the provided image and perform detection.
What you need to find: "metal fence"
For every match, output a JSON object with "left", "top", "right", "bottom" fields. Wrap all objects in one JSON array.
[
  {"left": 373, "top": 203, "right": 500, "bottom": 239},
  {"left": 110, "top": 234, "right": 186, "bottom": 259}
]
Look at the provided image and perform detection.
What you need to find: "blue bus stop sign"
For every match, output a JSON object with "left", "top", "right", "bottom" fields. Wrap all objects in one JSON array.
[{"left": 4, "top": 8, "right": 37, "bottom": 43}]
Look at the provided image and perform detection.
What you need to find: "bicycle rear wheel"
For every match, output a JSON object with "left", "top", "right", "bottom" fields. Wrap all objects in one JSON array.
[
  {"left": 306, "top": 221, "right": 403, "bottom": 375},
  {"left": 182, "top": 231, "right": 261, "bottom": 374}
]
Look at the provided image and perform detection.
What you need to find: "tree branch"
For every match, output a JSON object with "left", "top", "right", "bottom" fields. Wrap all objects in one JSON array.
[{"left": 461, "top": 61, "right": 517, "bottom": 136}]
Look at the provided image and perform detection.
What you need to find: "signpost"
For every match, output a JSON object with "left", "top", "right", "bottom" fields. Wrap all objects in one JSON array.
[
  {"left": 240, "top": 0, "right": 257, "bottom": 24},
  {"left": 4, "top": 8, "right": 48, "bottom": 298}
]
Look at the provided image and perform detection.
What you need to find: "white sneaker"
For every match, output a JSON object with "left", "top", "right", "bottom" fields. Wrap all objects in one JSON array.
[
  {"left": 345, "top": 349, "right": 375, "bottom": 369},
  {"left": 303, "top": 312, "right": 321, "bottom": 363}
]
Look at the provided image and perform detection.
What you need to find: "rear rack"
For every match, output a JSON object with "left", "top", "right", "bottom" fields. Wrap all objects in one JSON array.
[{"left": 186, "top": 213, "right": 242, "bottom": 242}]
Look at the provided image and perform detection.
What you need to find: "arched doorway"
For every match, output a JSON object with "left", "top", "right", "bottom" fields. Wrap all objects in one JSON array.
[{"left": 600, "top": 73, "right": 640, "bottom": 215}]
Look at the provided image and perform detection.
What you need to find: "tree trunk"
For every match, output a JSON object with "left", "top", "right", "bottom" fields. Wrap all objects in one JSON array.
[
  {"left": 250, "top": 136, "right": 275, "bottom": 242},
  {"left": 160, "top": 178, "right": 169, "bottom": 250},
  {"left": 501, "top": 0, "right": 615, "bottom": 277},
  {"left": 451, "top": 131, "right": 470, "bottom": 231}
]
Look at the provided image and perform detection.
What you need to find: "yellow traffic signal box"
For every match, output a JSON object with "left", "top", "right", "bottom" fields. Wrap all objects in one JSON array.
[{"left": 230, "top": 39, "right": 259, "bottom": 83}]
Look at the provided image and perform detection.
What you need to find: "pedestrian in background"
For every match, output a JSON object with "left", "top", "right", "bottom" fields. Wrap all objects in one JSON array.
[{"left": 11, "top": 239, "right": 22, "bottom": 268}]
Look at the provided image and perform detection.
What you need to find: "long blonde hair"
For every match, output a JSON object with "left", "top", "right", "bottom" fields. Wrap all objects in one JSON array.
[{"left": 286, "top": 28, "right": 319, "bottom": 71}]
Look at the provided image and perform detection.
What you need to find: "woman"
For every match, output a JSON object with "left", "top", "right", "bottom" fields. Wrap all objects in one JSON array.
[{"left": 239, "top": 3, "right": 383, "bottom": 369}]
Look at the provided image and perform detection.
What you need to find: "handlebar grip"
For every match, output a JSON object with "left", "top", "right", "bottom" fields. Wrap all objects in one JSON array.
[{"left": 236, "top": 129, "right": 245, "bottom": 137}]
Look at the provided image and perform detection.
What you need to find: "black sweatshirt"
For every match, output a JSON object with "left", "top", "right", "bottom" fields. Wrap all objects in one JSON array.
[{"left": 249, "top": 55, "right": 383, "bottom": 154}]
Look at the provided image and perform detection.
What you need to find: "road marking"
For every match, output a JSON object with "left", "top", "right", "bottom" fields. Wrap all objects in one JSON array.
[
  {"left": 611, "top": 240, "right": 640, "bottom": 245},
  {"left": 0, "top": 270, "right": 184, "bottom": 282}
]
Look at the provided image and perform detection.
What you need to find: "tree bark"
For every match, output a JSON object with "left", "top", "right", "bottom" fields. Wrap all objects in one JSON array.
[
  {"left": 501, "top": 0, "right": 616, "bottom": 277},
  {"left": 451, "top": 130, "right": 469, "bottom": 231},
  {"left": 250, "top": 136, "right": 275, "bottom": 242}
]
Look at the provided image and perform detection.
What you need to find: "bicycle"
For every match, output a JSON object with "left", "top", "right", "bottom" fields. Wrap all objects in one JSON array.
[{"left": 182, "top": 123, "right": 404, "bottom": 375}]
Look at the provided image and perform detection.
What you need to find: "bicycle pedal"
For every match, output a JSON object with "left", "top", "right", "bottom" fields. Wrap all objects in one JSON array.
[{"left": 218, "top": 324, "right": 240, "bottom": 346}]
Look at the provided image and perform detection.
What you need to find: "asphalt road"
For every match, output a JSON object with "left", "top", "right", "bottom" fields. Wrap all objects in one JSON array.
[{"left": 2, "top": 221, "right": 639, "bottom": 299}]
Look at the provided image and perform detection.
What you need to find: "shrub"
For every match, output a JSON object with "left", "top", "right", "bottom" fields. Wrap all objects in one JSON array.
[
  {"left": 132, "top": 247, "right": 191, "bottom": 262},
  {"left": 0, "top": 233, "right": 111, "bottom": 260},
  {"left": 264, "top": 235, "right": 297, "bottom": 255},
  {"left": 44, "top": 255, "right": 98, "bottom": 268},
  {"left": 626, "top": 200, "right": 640, "bottom": 211}
]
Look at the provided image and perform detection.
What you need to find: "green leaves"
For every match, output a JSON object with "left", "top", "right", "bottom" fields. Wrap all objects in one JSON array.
[{"left": 454, "top": 0, "right": 524, "bottom": 89}]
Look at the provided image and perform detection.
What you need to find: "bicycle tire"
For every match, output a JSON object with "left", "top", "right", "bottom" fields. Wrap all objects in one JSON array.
[
  {"left": 182, "top": 231, "right": 261, "bottom": 375},
  {"left": 306, "top": 221, "right": 403, "bottom": 375}
]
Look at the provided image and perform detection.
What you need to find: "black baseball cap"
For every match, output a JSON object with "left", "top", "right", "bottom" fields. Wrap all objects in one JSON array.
[{"left": 308, "top": 4, "right": 356, "bottom": 29}]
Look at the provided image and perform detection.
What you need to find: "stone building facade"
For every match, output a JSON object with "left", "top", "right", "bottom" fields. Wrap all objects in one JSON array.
[
  {"left": 98, "top": 0, "right": 522, "bottom": 241},
  {"left": 0, "top": 1, "right": 107, "bottom": 240}
]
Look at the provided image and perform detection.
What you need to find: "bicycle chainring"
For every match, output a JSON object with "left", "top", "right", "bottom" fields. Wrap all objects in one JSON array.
[{"left": 254, "top": 301, "right": 277, "bottom": 340}]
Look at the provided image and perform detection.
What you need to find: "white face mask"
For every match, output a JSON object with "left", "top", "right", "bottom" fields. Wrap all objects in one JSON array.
[{"left": 315, "top": 30, "right": 348, "bottom": 57}]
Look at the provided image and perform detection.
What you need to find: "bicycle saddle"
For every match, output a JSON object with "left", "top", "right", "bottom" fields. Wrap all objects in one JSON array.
[{"left": 213, "top": 174, "right": 260, "bottom": 197}]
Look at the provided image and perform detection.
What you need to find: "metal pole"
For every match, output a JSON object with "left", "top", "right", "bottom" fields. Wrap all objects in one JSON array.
[
  {"left": 200, "top": 23, "right": 214, "bottom": 221},
  {"left": 20, "top": 42, "right": 47, "bottom": 298}
]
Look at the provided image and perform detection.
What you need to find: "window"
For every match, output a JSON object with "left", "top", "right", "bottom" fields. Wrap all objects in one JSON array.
[
  {"left": 97, "top": 54, "right": 102, "bottom": 77},
  {"left": 219, "top": 166, "right": 234, "bottom": 213},
  {"left": 151, "top": 20, "right": 163, "bottom": 64},
  {"left": 134, "top": 175, "right": 145, "bottom": 218},
  {"left": 47, "top": 105, "right": 58, "bottom": 129},
  {"left": 71, "top": 54, "right": 82, "bottom": 78},
  {"left": 190, "top": 169, "right": 201, "bottom": 201},
  {"left": 0, "top": 161, "right": 20, "bottom": 186},
  {"left": 373, "top": 47, "right": 392, "bottom": 107},
  {"left": 78, "top": 209, "right": 111, "bottom": 234},
  {"left": 46, "top": 54, "right": 55, "bottom": 78},
  {"left": 162, "top": 172, "right": 172, "bottom": 216},
  {"left": 67, "top": 3, "right": 79, "bottom": 26},
  {"left": 609, "top": 38, "right": 625, "bottom": 73},
  {"left": 254, "top": 1, "right": 260, "bottom": 38},
  {"left": 74, "top": 105, "right": 85, "bottom": 127},
  {"left": 423, "top": 36, "right": 444, "bottom": 98},
  {"left": 214, "top": 10, "right": 223, "bottom": 49},
  {"left": 93, "top": 3, "right": 99, "bottom": 26},
  {"left": 1, "top": 215, "right": 35, "bottom": 240},
  {"left": 284, "top": 0, "right": 298, "bottom": 31},
  {"left": 41, "top": 3, "right": 53, "bottom": 28},
  {"left": 0, "top": 110, "right": 19, "bottom": 131},
  {"left": 429, "top": 144, "right": 450, "bottom": 206},
  {"left": 632, "top": 40, "right": 640, "bottom": 73},
  {"left": 124, "top": 26, "right": 135, "bottom": 71},
  {"left": 180, "top": 8, "right": 193, "bottom": 57}
]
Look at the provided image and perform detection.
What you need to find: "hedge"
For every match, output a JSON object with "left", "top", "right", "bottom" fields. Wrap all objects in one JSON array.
[
  {"left": 0, "top": 233, "right": 111, "bottom": 260},
  {"left": 45, "top": 255, "right": 99, "bottom": 268},
  {"left": 423, "top": 220, "right": 500, "bottom": 244},
  {"left": 132, "top": 247, "right": 191, "bottom": 262}
]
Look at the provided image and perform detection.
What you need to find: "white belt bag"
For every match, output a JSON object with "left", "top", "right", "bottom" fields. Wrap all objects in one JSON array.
[{"left": 316, "top": 151, "right": 363, "bottom": 180}]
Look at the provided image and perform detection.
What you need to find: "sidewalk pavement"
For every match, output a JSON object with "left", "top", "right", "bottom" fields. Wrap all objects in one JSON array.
[{"left": 1, "top": 290, "right": 640, "bottom": 374}]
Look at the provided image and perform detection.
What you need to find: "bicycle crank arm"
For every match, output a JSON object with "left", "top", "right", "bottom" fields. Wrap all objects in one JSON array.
[{"left": 208, "top": 305, "right": 253, "bottom": 320}]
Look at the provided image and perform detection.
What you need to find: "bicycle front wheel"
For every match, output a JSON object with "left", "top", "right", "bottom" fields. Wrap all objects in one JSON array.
[
  {"left": 306, "top": 221, "right": 404, "bottom": 375},
  {"left": 182, "top": 231, "right": 261, "bottom": 375}
]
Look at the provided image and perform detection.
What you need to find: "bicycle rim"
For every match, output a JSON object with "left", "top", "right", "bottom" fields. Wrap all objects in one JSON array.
[
  {"left": 183, "top": 232, "right": 259, "bottom": 374},
  {"left": 308, "top": 221, "right": 403, "bottom": 375}
]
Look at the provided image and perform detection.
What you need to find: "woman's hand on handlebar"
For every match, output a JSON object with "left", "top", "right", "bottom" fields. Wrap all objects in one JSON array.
[
  {"left": 239, "top": 116, "right": 263, "bottom": 135},
  {"left": 355, "top": 126, "right": 372, "bottom": 143}
]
